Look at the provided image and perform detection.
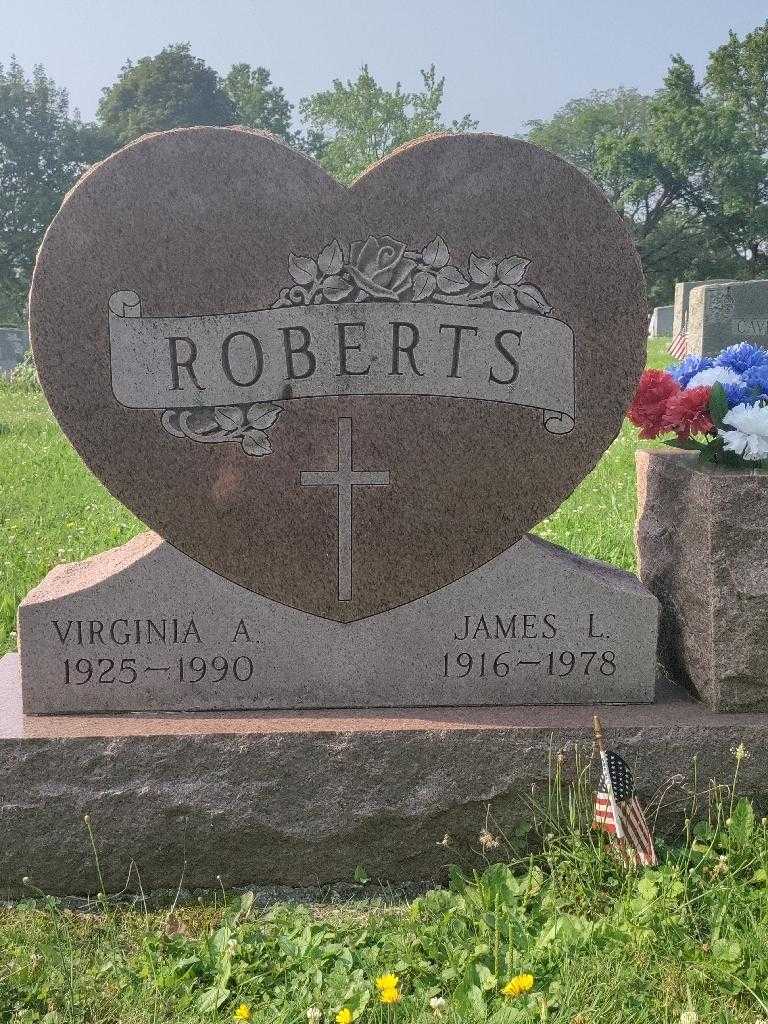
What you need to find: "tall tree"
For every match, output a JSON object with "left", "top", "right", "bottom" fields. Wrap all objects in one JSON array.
[
  {"left": 0, "top": 59, "right": 111, "bottom": 322},
  {"left": 97, "top": 43, "right": 235, "bottom": 145},
  {"left": 224, "top": 63, "right": 295, "bottom": 141},
  {"left": 526, "top": 87, "right": 651, "bottom": 206},
  {"left": 299, "top": 65, "right": 477, "bottom": 183},
  {"left": 525, "top": 24, "right": 768, "bottom": 303}
]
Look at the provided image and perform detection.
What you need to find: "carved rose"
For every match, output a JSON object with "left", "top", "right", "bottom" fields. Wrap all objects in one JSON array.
[{"left": 346, "top": 235, "right": 416, "bottom": 299}]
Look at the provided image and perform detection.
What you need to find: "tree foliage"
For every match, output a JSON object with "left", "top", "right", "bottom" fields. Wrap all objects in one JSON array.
[
  {"left": 0, "top": 59, "right": 111, "bottom": 322},
  {"left": 224, "top": 63, "right": 295, "bottom": 141},
  {"left": 527, "top": 23, "right": 768, "bottom": 304},
  {"left": 299, "top": 65, "right": 477, "bottom": 183},
  {"left": 97, "top": 43, "right": 235, "bottom": 145}
]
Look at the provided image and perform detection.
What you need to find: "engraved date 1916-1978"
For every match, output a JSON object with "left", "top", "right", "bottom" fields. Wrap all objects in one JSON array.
[
  {"left": 443, "top": 611, "right": 617, "bottom": 680},
  {"left": 442, "top": 650, "right": 616, "bottom": 678}
]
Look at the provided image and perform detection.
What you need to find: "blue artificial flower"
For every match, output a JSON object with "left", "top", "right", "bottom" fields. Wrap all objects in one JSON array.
[
  {"left": 669, "top": 355, "right": 714, "bottom": 387},
  {"left": 742, "top": 363, "right": 768, "bottom": 398},
  {"left": 722, "top": 382, "right": 753, "bottom": 408},
  {"left": 715, "top": 342, "right": 768, "bottom": 375}
]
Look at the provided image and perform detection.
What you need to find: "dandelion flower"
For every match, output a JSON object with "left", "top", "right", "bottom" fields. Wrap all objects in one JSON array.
[
  {"left": 335, "top": 1010, "right": 353, "bottom": 1024},
  {"left": 502, "top": 973, "right": 534, "bottom": 998},
  {"left": 379, "top": 987, "right": 401, "bottom": 1005},
  {"left": 233, "top": 1006, "right": 252, "bottom": 1022},
  {"left": 376, "top": 974, "right": 400, "bottom": 991}
]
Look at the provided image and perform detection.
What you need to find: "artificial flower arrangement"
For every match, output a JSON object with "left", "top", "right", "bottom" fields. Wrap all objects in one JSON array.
[{"left": 628, "top": 342, "right": 768, "bottom": 467}]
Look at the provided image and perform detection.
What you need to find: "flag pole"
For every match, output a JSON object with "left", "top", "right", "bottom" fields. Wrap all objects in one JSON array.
[{"left": 593, "top": 715, "right": 626, "bottom": 843}]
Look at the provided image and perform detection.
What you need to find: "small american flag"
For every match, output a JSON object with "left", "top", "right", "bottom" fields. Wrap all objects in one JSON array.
[
  {"left": 593, "top": 734, "right": 658, "bottom": 868},
  {"left": 668, "top": 329, "right": 688, "bottom": 360}
]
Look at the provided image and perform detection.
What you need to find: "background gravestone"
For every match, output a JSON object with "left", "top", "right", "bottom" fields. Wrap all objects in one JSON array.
[
  {"left": 0, "top": 328, "right": 28, "bottom": 373},
  {"left": 687, "top": 279, "right": 768, "bottom": 357},
  {"left": 672, "top": 279, "right": 731, "bottom": 343},
  {"left": 21, "top": 127, "right": 654, "bottom": 713},
  {"left": 648, "top": 305, "right": 672, "bottom": 337}
]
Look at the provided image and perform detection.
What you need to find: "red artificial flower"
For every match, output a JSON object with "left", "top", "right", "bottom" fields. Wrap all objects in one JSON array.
[
  {"left": 628, "top": 369, "right": 681, "bottom": 439},
  {"left": 660, "top": 386, "right": 713, "bottom": 439}
]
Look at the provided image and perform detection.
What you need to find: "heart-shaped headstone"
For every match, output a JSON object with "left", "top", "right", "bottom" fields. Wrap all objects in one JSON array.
[{"left": 30, "top": 128, "right": 646, "bottom": 622}]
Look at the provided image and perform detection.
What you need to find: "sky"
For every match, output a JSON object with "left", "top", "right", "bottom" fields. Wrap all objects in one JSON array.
[{"left": 1, "top": 0, "right": 766, "bottom": 133}]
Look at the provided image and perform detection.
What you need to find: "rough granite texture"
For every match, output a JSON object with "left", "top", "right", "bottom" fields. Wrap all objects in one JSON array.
[
  {"left": 687, "top": 279, "right": 768, "bottom": 357},
  {"left": 2, "top": 653, "right": 768, "bottom": 896},
  {"left": 671, "top": 278, "right": 730, "bottom": 341},
  {"left": 636, "top": 447, "right": 768, "bottom": 711},
  {"left": 29, "top": 128, "right": 647, "bottom": 622},
  {"left": 19, "top": 531, "right": 657, "bottom": 714}
]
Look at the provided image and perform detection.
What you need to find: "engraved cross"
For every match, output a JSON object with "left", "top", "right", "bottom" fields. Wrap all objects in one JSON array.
[{"left": 301, "top": 417, "right": 390, "bottom": 602}]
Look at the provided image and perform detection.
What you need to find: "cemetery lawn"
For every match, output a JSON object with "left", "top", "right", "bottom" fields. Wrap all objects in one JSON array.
[
  {"left": 0, "top": 340, "right": 670, "bottom": 656},
  {"left": 2, "top": 767, "right": 768, "bottom": 1022}
]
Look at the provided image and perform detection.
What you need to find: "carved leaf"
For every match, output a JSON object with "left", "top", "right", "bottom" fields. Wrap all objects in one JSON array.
[
  {"left": 247, "top": 403, "right": 281, "bottom": 429},
  {"left": 322, "top": 274, "right": 354, "bottom": 302},
  {"left": 422, "top": 235, "right": 450, "bottom": 269},
  {"left": 436, "top": 266, "right": 469, "bottom": 293},
  {"left": 411, "top": 271, "right": 437, "bottom": 301},
  {"left": 242, "top": 430, "right": 272, "bottom": 457},
  {"left": 515, "top": 283, "right": 552, "bottom": 314},
  {"left": 469, "top": 253, "right": 496, "bottom": 285},
  {"left": 288, "top": 253, "right": 317, "bottom": 286},
  {"left": 492, "top": 284, "right": 520, "bottom": 311},
  {"left": 214, "top": 406, "right": 246, "bottom": 431},
  {"left": 318, "top": 239, "right": 343, "bottom": 276},
  {"left": 497, "top": 257, "right": 530, "bottom": 286}
]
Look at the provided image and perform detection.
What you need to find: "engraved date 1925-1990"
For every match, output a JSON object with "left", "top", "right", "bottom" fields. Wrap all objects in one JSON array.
[
  {"left": 62, "top": 655, "right": 256, "bottom": 686},
  {"left": 442, "top": 650, "right": 616, "bottom": 679}
]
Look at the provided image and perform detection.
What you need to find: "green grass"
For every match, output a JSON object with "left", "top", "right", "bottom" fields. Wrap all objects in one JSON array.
[
  {"left": 0, "top": 339, "right": 671, "bottom": 657},
  {"left": 4, "top": 339, "right": 768, "bottom": 1022},
  {"left": 2, "top": 754, "right": 768, "bottom": 1022}
]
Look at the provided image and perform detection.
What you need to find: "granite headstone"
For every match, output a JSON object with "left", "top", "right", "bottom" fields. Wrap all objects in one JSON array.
[
  {"left": 648, "top": 305, "right": 672, "bottom": 338},
  {"left": 0, "top": 328, "right": 28, "bottom": 373},
  {"left": 672, "top": 279, "right": 731, "bottom": 344},
  {"left": 22, "top": 127, "right": 655, "bottom": 713},
  {"left": 687, "top": 279, "right": 768, "bottom": 357}
]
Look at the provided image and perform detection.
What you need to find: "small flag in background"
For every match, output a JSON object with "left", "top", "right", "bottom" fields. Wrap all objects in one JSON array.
[
  {"left": 592, "top": 716, "right": 658, "bottom": 868},
  {"left": 668, "top": 329, "right": 688, "bottom": 360}
]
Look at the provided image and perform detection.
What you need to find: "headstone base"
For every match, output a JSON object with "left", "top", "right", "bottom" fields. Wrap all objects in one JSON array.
[
  {"left": 2, "top": 653, "right": 768, "bottom": 895},
  {"left": 19, "top": 532, "right": 657, "bottom": 714}
]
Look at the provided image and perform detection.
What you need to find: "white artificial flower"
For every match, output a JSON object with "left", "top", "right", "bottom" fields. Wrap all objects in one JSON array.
[
  {"left": 720, "top": 403, "right": 768, "bottom": 461},
  {"left": 686, "top": 366, "right": 742, "bottom": 390},
  {"left": 430, "top": 996, "right": 447, "bottom": 1014},
  {"left": 306, "top": 1009, "right": 322, "bottom": 1023}
]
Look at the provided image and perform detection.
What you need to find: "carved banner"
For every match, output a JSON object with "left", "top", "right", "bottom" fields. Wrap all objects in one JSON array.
[{"left": 109, "top": 235, "right": 576, "bottom": 457}]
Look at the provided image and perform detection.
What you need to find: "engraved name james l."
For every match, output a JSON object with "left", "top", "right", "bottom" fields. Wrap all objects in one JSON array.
[{"left": 108, "top": 235, "right": 576, "bottom": 459}]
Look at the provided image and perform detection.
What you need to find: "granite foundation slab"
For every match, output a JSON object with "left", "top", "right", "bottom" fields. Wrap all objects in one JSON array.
[
  {"left": 3, "top": 653, "right": 768, "bottom": 896},
  {"left": 19, "top": 532, "right": 658, "bottom": 714}
]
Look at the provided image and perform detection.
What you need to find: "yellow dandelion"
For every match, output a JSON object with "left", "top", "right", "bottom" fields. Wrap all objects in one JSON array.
[
  {"left": 379, "top": 987, "right": 402, "bottom": 1005},
  {"left": 336, "top": 1009, "right": 353, "bottom": 1024},
  {"left": 233, "top": 1005, "right": 252, "bottom": 1022},
  {"left": 376, "top": 974, "right": 400, "bottom": 991},
  {"left": 501, "top": 973, "right": 534, "bottom": 998}
]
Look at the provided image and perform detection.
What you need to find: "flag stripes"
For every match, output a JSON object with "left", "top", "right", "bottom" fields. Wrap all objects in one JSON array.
[
  {"left": 668, "top": 330, "right": 687, "bottom": 360},
  {"left": 592, "top": 747, "right": 658, "bottom": 867}
]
